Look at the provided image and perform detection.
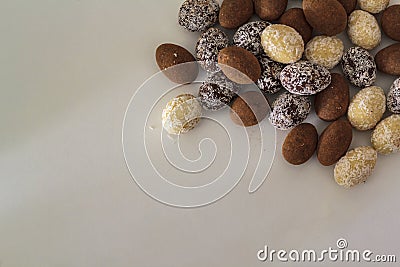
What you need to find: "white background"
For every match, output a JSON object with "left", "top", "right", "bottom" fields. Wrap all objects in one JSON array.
[{"left": 1, "top": 0, "right": 399, "bottom": 266}]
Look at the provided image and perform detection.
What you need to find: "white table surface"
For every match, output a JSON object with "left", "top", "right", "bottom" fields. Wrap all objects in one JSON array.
[{"left": 1, "top": 0, "right": 399, "bottom": 266}]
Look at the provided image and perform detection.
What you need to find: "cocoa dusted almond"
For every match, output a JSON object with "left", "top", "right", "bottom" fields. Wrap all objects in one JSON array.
[
  {"left": 375, "top": 43, "right": 400, "bottom": 76},
  {"left": 218, "top": 46, "right": 262, "bottom": 84},
  {"left": 254, "top": 0, "right": 288, "bottom": 21},
  {"left": 219, "top": 0, "right": 253, "bottom": 29},
  {"left": 317, "top": 119, "right": 353, "bottom": 166},
  {"left": 315, "top": 73, "right": 350, "bottom": 122},
  {"left": 381, "top": 5, "right": 400, "bottom": 42},
  {"left": 279, "top": 8, "right": 313, "bottom": 43},
  {"left": 337, "top": 0, "right": 357, "bottom": 15},
  {"left": 282, "top": 123, "right": 318, "bottom": 165},
  {"left": 155, "top": 43, "right": 199, "bottom": 84},
  {"left": 303, "top": 0, "right": 347, "bottom": 36},
  {"left": 230, "top": 91, "right": 269, "bottom": 127}
]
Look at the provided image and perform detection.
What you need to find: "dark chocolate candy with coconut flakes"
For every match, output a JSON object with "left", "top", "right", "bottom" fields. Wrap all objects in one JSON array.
[
  {"left": 280, "top": 61, "right": 331, "bottom": 96},
  {"left": 269, "top": 92, "right": 311, "bottom": 130},
  {"left": 388, "top": 77, "right": 400, "bottom": 114},
  {"left": 196, "top": 27, "right": 229, "bottom": 73},
  {"left": 198, "top": 71, "right": 240, "bottom": 110},
  {"left": 233, "top": 21, "right": 271, "bottom": 56},
  {"left": 178, "top": 0, "right": 220, "bottom": 32},
  {"left": 257, "top": 54, "right": 284, "bottom": 94},
  {"left": 341, "top": 47, "right": 377, "bottom": 88}
]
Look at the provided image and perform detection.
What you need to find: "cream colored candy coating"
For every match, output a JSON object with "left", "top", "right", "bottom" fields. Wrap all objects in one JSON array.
[
  {"left": 334, "top": 146, "right": 377, "bottom": 188},
  {"left": 348, "top": 86, "right": 386, "bottom": 131},
  {"left": 371, "top": 115, "right": 400, "bottom": 155},
  {"left": 261, "top": 24, "right": 304, "bottom": 64},
  {"left": 358, "top": 0, "right": 390, "bottom": 14},
  {"left": 348, "top": 10, "right": 381, "bottom": 50},
  {"left": 305, "top": 36, "right": 344, "bottom": 69},
  {"left": 162, "top": 94, "right": 202, "bottom": 135}
]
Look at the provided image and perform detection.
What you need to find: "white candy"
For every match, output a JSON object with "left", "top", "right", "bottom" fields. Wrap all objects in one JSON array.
[
  {"left": 371, "top": 115, "right": 400, "bottom": 155},
  {"left": 334, "top": 146, "right": 378, "bottom": 188},
  {"left": 348, "top": 10, "right": 381, "bottom": 50},
  {"left": 261, "top": 24, "right": 304, "bottom": 64},
  {"left": 162, "top": 94, "right": 202, "bottom": 135},
  {"left": 305, "top": 36, "right": 344, "bottom": 69},
  {"left": 348, "top": 86, "right": 386, "bottom": 131},
  {"left": 358, "top": 0, "right": 390, "bottom": 14}
]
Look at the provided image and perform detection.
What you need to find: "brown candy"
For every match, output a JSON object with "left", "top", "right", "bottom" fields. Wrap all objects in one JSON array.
[
  {"left": 230, "top": 91, "right": 269, "bottom": 127},
  {"left": 282, "top": 123, "right": 318, "bottom": 165},
  {"left": 381, "top": 5, "right": 400, "bottom": 42},
  {"left": 303, "top": 0, "right": 347, "bottom": 36},
  {"left": 254, "top": 0, "right": 288, "bottom": 21},
  {"left": 155, "top": 43, "right": 198, "bottom": 84},
  {"left": 219, "top": 0, "right": 253, "bottom": 29},
  {"left": 317, "top": 119, "right": 353, "bottom": 166},
  {"left": 218, "top": 46, "right": 262, "bottom": 84},
  {"left": 315, "top": 73, "right": 350, "bottom": 122},
  {"left": 337, "top": 0, "right": 357, "bottom": 15},
  {"left": 279, "top": 8, "right": 313, "bottom": 43},
  {"left": 375, "top": 43, "right": 400, "bottom": 76}
]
